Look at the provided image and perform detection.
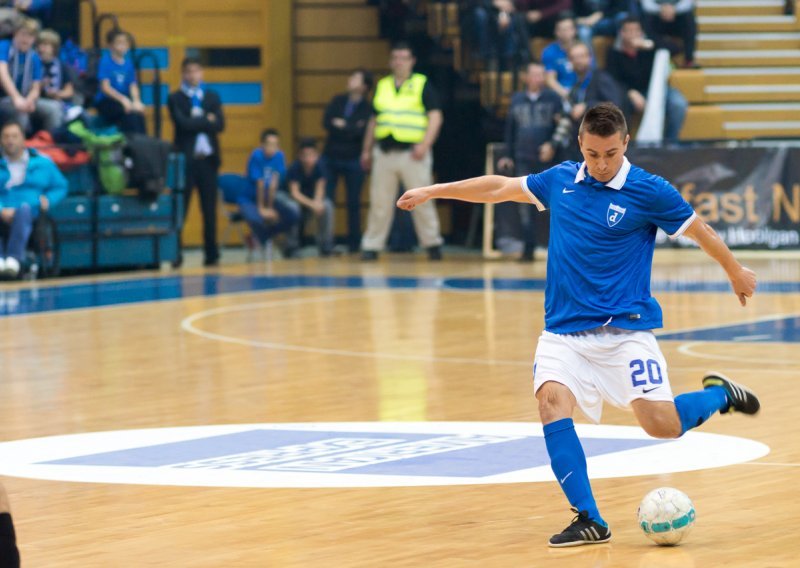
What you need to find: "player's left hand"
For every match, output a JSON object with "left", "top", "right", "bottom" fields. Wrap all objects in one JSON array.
[{"left": 730, "top": 265, "right": 757, "bottom": 306}]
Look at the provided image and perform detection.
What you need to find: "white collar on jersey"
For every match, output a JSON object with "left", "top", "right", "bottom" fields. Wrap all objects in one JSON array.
[{"left": 574, "top": 156, "right": 631, "bottom": 190}]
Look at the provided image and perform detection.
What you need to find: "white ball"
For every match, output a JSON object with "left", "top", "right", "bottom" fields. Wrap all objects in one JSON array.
[{"left": 637, "top": 487, "right": 696, "bottom": 546}]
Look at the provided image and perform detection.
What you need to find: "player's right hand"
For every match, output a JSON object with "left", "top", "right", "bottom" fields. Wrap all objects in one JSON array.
[{"left": 397, "top": 188, "right": 431, "bottom": 211}]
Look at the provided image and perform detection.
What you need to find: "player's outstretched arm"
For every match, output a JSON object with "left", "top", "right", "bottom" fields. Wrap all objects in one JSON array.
[
  {"left": 682, "top": 217, "right": 756, "bottom": 306},
  {"left": 396, "top": 175, "right": 530, "bottom": 211}
]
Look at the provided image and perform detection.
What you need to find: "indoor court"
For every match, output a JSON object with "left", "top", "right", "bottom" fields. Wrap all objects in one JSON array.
[{"left": 0, "top": 249, "right": 797, "bottom": 566}]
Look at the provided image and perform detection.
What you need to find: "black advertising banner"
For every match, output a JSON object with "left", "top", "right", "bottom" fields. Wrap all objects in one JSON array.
[{"left": 627, "top": 146, "right": 800, "bottom": 249}]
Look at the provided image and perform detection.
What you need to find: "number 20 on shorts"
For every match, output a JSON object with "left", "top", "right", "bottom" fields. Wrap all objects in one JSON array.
[{"left": 630, "top": 359, "right": 663, "bottom": 387}]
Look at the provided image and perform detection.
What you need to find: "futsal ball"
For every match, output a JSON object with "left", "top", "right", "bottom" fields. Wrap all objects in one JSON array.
[{"left": 637, "top": 487, "right": 696, "bottom": 546}]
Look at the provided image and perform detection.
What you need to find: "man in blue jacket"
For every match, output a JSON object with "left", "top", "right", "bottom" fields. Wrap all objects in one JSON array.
[{"left": 0, "top": 120, "right": 66, "bottom": 278}]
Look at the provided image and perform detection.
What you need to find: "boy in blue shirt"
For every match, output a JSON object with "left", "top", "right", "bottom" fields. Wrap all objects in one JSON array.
[
  {"left": 240, "top": 128, "right": 300, "bottom": 255},
  {"left": 95, "top": 29, "right": 145, "bottom": 134},
  {"left": 398, "top": 102, "right": 760, "bottom": 547},
  {"left": 0, "top": 18, "right": 49, "bottom": 134}
]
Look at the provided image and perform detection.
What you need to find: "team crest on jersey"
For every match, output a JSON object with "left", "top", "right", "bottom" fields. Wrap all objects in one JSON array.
[{"left": 607, "top": 203, "right": 627, "bottom": 227}]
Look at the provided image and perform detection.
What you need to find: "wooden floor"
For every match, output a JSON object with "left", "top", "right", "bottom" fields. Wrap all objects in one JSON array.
[{"left": 0, "top": 249, "right": 798, "bottom": 567}]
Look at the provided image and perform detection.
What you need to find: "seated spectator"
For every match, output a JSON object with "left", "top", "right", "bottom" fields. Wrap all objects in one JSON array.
[
  {"left": 95, "top": 29, "right": 145, "bottom": 134},
  {"left": 463, "top": 1, "right": 530, "bottom": 69},
  {"left": 641, "top": 0, "right": 697, "bottom": 68},
  {"left": 0, "top": 120, "right": 66, "bottom": 278},
  {"left": 36, "top": 28, "right": 72, "bottom": 127},
  {"left": 0, "top": 18, "right": 58, "bottom": 133},
  {"left": 542, "top": 15, "right": 579, "bottom": 99},
  {"left": 288, "top": 138, "right": 334, "bottom": 257},
  {"left": 240, "top": 128, "right": 300, "bottom": 256},
  {"left": 515, "top": 0, "right": 572, "bottom": 39},
  {"left": 606, "top": 17, "right": 687, "bottom": 142},
  {"left": 574, "top": 0, "right": 631, "bottom": 45},
  {"left": 565, "top": 41, "right": 624, "bottom": 158}
]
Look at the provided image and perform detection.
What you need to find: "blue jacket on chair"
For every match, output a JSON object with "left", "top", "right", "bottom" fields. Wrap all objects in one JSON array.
[{"left": 0, "top": 149, "right": 68, "bottom": 215}]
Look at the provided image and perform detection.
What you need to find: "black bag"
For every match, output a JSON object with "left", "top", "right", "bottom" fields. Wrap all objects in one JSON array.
[{"left": 125, "top": 134, "right": 171, "bottom": 201}]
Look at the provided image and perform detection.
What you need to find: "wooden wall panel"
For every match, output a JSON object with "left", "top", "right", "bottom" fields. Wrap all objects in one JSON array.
[
  {"left": 296, "top": 41, "right": 389, "bottom": 72},
  {"left": 295, "top": 7, "right": 379, "bottom": 38}
]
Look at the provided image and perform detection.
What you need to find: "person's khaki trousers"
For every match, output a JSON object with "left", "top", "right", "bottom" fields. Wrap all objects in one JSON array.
[{"left": 361, "top": 147, "right": 443, "bottom": 252}]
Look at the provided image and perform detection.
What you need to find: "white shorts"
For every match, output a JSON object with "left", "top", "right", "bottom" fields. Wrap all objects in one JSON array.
[{"left": 533, "top": 327, "right": 675, "bottom": 424}]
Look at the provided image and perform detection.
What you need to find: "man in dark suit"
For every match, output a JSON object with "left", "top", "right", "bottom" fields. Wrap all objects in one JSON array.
[
  {"left": 167, "top": 57, "right": 225, "bottom": 266},
  {"left": 321, "top": 68, "right": 372, "bottom": 253}
]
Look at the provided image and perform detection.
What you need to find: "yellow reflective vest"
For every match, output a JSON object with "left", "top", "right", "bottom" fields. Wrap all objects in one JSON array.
[{"left": 373, "top": 73, "right": 429, "bottom": 144}]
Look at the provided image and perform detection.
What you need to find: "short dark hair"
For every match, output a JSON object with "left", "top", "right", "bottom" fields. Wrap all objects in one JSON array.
[
  {"left": 554, "top": 14, "right": 576, "bottom": 27},
  {"left": 106, "top": 28, "right": 131, "bottom": 46},
  {"left": 353, "top": 67, "right": 374, "bottom": 91},
  {"left": 181, "top": 56, "right": 202, "bottom": 70},
  {"left": 260, "top": 128, "right": 279, "bottom": 143},
  {"left": 298, "top": 137, "right": 317, "bottom": 151},
  {"left": 390, "top": 41, "right": 414, "bottom": 56},
  {"left": 1, "top": 120, "right": 25, "bottom": 135},
  {"left": 579, "top": 102, "right": 628, "bottom": 138},
  {"left": 620, "top": 16, "right": 642, "bottom": 29}
]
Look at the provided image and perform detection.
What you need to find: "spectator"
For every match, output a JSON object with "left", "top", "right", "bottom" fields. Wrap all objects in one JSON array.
[
  {"left": 565, "top": 41, "right": 624, "bottom": 158},
  {"left": 168, "top": 56, "right": 224, "bottom": 267},
  {"left": 288, "top": 138, "right": 334, "bottom": 257},
  {"left": 542, "top": 15, "right": 579, "bottom": 99},
  {"left": 10, "top": 0, "right": 51, "bottom": 24},
  {"left": 606, "top": 17, "right": 687, "bottom": 142},
  {"left": 574, "top": 0, "right": 631, "bottom": 45},
  {"left": 641, "top": 0, "right": 697, "bottom": 68},
  {"left": 0, "top": 120, "right": 66, "bottom": 278},
  {"left": 0, "top": 18, "right": 54, "bottom": 133},
  {"left": 241, "top": 128, "right": 300, "bottom": 256},
  {"left": 515, "top": 0, "right": 572, "bottom": 39},
  {"left": 360, "top": 42, "right": 444, "bottom": 261},
  {"left": 0, "top": 482, "right": 19, "bottom": 568},
  {"left": 463, "top": 1, "right": 530, "bottom": 69},
  {"left": 36, "top": 28, "right": 72, "bottom": 125},
  {"left": 496, "top": 62, "right": 568, "bottom": 261},
  {"left": 321, "top": 68, "right": 372, "bottom": 253},
  {"left": 95, "top": 29, "right": 145, "bottom": 134}
]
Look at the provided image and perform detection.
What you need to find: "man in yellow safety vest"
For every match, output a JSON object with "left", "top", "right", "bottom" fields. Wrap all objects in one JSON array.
[{"left": 359, "top": 42, "right": 444, "bottom": 261}]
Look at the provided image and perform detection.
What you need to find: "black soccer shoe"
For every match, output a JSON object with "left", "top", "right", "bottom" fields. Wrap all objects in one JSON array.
[
  {"left": 548, "top": 509, "right": 611, "bottom": 548},
  {"left": 702, "top": 372, "right": 761, "bottom": 415}
]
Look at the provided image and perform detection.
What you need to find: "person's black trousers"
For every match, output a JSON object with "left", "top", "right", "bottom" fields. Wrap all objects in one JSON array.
[{"left": 184, "top": 156, "right": 220, "bottom": 264}]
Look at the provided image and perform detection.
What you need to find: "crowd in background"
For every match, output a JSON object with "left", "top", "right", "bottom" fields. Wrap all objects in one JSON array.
[{"left": 0, "top": 0, "right": 702, "bottom": 275}]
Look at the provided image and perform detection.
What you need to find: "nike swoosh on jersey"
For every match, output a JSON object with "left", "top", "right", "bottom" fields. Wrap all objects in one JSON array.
[
  {"left": 643, "top": 386, "right": 662, "bottom": 393},
  {"left": 562, "top": 188, "right": 575, "bottom": 194}
]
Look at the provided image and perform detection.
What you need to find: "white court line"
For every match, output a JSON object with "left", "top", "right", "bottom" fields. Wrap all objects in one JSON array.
[
  {"left": 677, "top": 341, "right": 799, "bottom": 365},
  {"left": 181, "top": 291, "right": 534, "bottom": 367},
  {"left": 739, "top": 462, "right": 800, "bottom": 467}
]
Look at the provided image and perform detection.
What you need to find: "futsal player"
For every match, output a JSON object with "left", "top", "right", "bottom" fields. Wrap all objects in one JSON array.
[
  {"left": 397, "top": 102, "right": 760, "bottom": 547},
  {"left": 0, "top": 483, "right": 19, "bottom": 567}
]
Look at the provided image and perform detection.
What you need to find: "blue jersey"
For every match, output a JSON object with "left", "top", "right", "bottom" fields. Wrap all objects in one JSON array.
[
  {"left": 541, "top": 42, "right": 576, "bottom": 90},
  {"left": 245, "top": 148, "right": 287, "bottom": 201},
  {"left": 522, "top": 158, "right": 695, "bottom": 334},
  {"left": 96, "top": 52, "right": 136, "bottom": 101}
]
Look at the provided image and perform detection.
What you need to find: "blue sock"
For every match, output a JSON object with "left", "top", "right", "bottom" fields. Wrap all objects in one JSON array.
[
  {"left": 674, "top": 386, "right": 728, "bottom": 436},
  {"left": 543, "top": 418, "right": 606, "bottom": 526}
]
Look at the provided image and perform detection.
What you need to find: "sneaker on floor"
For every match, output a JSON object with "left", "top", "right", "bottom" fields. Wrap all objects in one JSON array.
[
  {"left": 427, "top": 246, "right": 443, "bottom": 261},
  {"left": 702, "top": 372, "right": 760, "bottom": 415},
  {"left": 0, "top": 258, "right": 5, "bottom": 274},
  {"left": 361, "top": 250, "right": 378, "bottom": 261},
  {"left": 549, "top": 509, "right": 611, "bottom": 548},
  {"left": 3, "top": 257, "right": 20, "bottom": 279}
]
